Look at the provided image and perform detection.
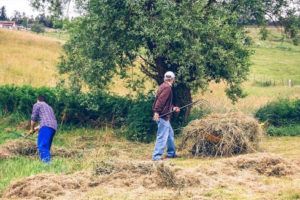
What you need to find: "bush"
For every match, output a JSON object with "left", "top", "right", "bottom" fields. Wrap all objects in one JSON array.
[
  {"left": 31, "top": 23, "right": 45, "bottom": 34},
  {"left": 0, "top": 85, "right": 202, "bottom": 142},
  {"left": 255, "top": 98, "right": 300, "bottom": 126},
  {"left": 0, "top": 85, "right": 131, "bottom": 127},
  {"left": 125, "top": 94, "right": 156, "bottom": 143},
  {"left": 267, "top": 125, "right": 300, "bottom": 136},
  {"left": 259, "top": 26, "right": 269, "bottom": 41}
]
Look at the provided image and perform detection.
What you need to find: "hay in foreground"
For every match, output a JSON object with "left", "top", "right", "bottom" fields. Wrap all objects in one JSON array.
[
  {"left": 180, "top": 112, "right": 262, "bottom": 157},
  {"left": 2, "top": 173, "right": 90, "bottom": 200},
  {"left": 3, "top": 154, "right": 298, "bottom": 199},
  {"left": 0, "top": 140, "right": 77, "bottom": 159},
  {"left": 229, "top": 153, "right": 294, "bottom": 176}
]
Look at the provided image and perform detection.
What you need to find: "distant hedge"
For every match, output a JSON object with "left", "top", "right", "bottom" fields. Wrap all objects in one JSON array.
[
  {"left": 0, "top": 85, "right": 157, "bottom": 142},
  {"left": 255, "top": 98, "right": 300, "bottom": 126}
]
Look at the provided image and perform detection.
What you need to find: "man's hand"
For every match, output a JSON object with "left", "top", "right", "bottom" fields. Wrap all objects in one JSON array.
[
  {"left": 34, "top": 126, "right": 40, "bottom": 132},
  {"left": 28, "top": 126, "right": 39, "bottom": 135},
  {"left": 153, "top": 112, "right": 160, "bottom": 122},
  {"left": 173, "top": 107, "right": 180, "bottom": 113},
  {"left": 28, "top": 129, "right": 34, "bottom": 135}
]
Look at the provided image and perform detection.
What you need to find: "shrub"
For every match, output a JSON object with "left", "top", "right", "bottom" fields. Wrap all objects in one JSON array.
[
  {"left": 255, "top": 98, "right": 300, "bottom": 126},
  {"left": 125, "top": 94, "right": 156, "bottom": 143},
  {"left": 0, "top": 85, "right": 131, "bottom": 127},
  {"left": 259, "top": 26, "right": 269, "bottom": 41},
  {"left": 0, "top": 85, "right": 205, "bottom": 142},
  {"left": 31, "top": 23, "right": 45, "bottom": 34},
  {"left": 267, "top": 125, "right": 300, "bottom": 136}
]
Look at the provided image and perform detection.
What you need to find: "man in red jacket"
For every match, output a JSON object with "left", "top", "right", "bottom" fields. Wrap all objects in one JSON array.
[{"left": 152, "top": 71, "right": 180, "bottom": 161}]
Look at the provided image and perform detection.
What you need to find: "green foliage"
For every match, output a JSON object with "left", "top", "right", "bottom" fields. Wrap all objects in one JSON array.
[
  {"left": 31, "top": 23, "right": 45, "bottom": 34},
  {"left": 282, "top": 10, "right": 300, "bottom": 45},
  {"left": 125, "top": 94, "right": 156, "bottom": 143},
  {"left": 267, "top": 124, "right": 300, "bottom": 136},
  {"left": 59, "top": 0, "right": 252, "bottom": 105},
  {"left": 259, "top": 26, "right": 269, "bottom": 41},
  {"left": 0, "top": 85, "right": 131, "bottom": 127},
  {"left": 53, "top": 18, "right": 69, "bottom": 29},
  {"left": 187, "top": 106, "right": 211, "bottom": 123},
  {"left": 0, "top": 85, "right": 176, "bottom": 142},
  {"left": 255, "top": 98, "right": 300, "bottom": 126}
]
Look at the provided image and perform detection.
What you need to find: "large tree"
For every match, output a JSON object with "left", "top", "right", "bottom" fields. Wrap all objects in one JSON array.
[{"left": 58, "top": 0, "right": 252, "bottom": 120}]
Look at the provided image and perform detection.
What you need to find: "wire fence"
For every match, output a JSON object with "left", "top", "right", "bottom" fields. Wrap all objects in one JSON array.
[{"left": 249, "top": 75, "right": 300, "bottom": 87}]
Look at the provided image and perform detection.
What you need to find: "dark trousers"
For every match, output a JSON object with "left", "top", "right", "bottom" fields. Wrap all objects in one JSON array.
[{"left": 37, "top": 126, "right": 56, "bottom": 163}]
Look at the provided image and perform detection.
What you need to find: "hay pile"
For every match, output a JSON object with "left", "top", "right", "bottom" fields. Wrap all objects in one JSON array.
[
  {"left": 3, "top": 161, "right": 182, "bottom": 200},
  {"left": 180, "top": 112, "right": 262, "bottom": 157},
  {"left": 93, "top": 160, "right": 182, "bottom": 188},
  {"left": 0, "top": 140, "right": 37, "bottom": 159},
  {"left": 0, "top": 140, "right": 77, "bottom": 159},
  {"left": 229, "top": 153, "right": 294, "bottom": 176},
  {"left": 2, "top": 173, "right": 90, "bottom": 200}
]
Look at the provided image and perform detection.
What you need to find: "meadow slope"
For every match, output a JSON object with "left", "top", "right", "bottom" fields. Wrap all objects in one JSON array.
[{"left": 0, "top": 29, "right": 62, "bottom": 87}]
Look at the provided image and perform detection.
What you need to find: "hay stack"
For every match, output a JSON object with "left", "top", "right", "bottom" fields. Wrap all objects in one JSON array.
[{"left": 180, "top": 112, "right": 262, "bottom": 157}]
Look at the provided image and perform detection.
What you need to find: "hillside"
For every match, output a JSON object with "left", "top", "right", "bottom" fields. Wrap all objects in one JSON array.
[
  {"left": 0, "top": 28, "right": 300, "bottom": 200},
  {"left": 0, "top": 29, "right": 62, "bottom": 87},
  {"left": 1, "top": 27, "right": 300, "bottom": 86}
]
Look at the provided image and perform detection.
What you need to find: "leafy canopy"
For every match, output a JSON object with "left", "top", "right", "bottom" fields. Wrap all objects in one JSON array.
[{"left": 59, "top": 0, "right": 252, "bottom": 102}]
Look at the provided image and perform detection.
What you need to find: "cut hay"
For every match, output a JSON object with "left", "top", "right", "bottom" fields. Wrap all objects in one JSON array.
[
  {"left": 180, "top": 112, "right": 262, "bottom": 157},
  {"left": 0, "top": 140, "right": 37, "bottom": 159},
  {"left": 155, "top": 162, "right": 182, "bottom": 188},
  {"left": 2, "top": 172, "right": 90, "bottom": 200},
  {"left": 93, "top": 160, "right": 183, "bottom": 188},
  {"left": 229, "top": 153, "right": 294, "bottom": 176},
  {"left": 93, "top": 160, "right": 155, "bottom": 176},
  {"left": 0, "top": 140, "right": 77, "bottom": 159}
]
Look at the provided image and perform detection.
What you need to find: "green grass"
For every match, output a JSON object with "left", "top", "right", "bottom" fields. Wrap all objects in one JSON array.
[
  {"left": 248, "top": 26, "right": 300, "bottom": 84},
  {"left": 0, "top": 157, "right": 79, "bottom": 195}
]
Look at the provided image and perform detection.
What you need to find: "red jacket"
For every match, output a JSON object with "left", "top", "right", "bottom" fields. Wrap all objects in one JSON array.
[{"left": 152, "top": 82, "right": 174, "bottom": 120}]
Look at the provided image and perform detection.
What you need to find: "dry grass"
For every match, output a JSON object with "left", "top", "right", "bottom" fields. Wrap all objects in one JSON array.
[
  {"left": 0, "top": 139, "right": 77, "bottom": 159},
  {"left": 3, "top": 152, "right": 299, "bottom": 200},
  {"left": 194, "top": 82, "right": 300, "bottom": 114},
  {"left": 1, "top": 127, "right": 300, "bottom": 200},
  {"left": 180, "top": 112, "right": 262, "bottom": 157},
  {"left": 0, "top": 29, "right": 62, "bottom": 87}
]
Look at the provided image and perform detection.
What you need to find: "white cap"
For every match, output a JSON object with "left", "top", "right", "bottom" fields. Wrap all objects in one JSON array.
[{"left": 164, "top": 71, "right": 175, "bottom": 81}]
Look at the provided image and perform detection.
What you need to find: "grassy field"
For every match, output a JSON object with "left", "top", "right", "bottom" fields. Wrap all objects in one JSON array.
[
  {"left": 0, "top": 29, "right": 62, "bottom": 87},
  {"left": 0, "top": 27, "right": 300, "bottom": 199}
]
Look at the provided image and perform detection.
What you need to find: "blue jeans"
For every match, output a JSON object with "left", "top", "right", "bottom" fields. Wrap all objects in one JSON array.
[
  {"left": 152, "top": 118, "right": 176, "bottom": 160},
  {"left": 37, "top": 126, "right": 56, "bottom": 163}
]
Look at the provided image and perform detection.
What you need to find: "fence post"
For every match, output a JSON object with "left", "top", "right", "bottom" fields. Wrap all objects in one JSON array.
[{"left": 288, "top": 79, "right": 292, "bottom": 87}]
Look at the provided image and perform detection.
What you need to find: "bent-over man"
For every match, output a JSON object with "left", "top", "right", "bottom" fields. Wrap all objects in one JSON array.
[{"left": 30, "top": 95, "right": 57, "bottom": 163}]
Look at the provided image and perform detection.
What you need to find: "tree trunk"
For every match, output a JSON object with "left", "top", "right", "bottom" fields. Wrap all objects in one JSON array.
[{"left": 173, "top": 83, "right": 192, "bottom": 123}]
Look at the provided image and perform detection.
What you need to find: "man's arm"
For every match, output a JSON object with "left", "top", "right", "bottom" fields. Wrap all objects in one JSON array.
[
  {"left": 153, "top": 87, "right": 171, "bottom": 121},
  {"left": 30, "top": 104, "right": 39, "bottom": 133}
]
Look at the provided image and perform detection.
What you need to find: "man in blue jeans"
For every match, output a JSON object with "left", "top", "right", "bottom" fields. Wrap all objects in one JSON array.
[
  {"left": 30, "top": 95, "right": 57, "bottom": 163},
  {"left": 152, "top": 71, "right": 180, "bottom": 161}
]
